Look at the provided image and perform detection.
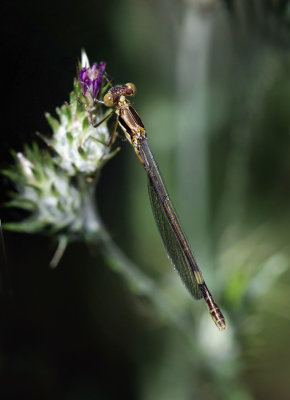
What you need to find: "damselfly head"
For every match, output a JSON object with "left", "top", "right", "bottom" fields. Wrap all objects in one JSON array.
[{"left": 103, "top": 83, "right": 137, "bottom": 107}]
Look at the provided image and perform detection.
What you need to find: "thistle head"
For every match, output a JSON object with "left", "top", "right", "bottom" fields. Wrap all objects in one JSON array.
[{"left": 2, "top": 51, "right": 117, "bottom": 266}]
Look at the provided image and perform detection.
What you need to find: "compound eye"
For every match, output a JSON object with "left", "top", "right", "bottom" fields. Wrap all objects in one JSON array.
[
  {"left": 125, "top": 83, "right": 136, "bottom": 96},
  {"left": 103, "top": 92, "right": 115, "bottom": 107}
]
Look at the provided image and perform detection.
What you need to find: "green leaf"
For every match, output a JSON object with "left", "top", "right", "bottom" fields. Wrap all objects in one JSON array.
[
  {"left": 3, "top": 220, "right": 47, "bottom": 233},
  {"left": 45, "top": 112, "right": 59, "bottom": 132},
  {"left": 5, "top": 198, "right": 35, "bottom": 210}
]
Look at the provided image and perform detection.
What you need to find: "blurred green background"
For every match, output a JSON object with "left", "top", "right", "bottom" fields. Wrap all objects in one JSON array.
[{"left": 1, "top": 0, "right": 290, "bottom": 399}]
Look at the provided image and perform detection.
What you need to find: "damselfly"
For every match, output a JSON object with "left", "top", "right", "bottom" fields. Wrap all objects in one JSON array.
[{"left": 88, "top": 82, "right": 226, "bottom": 331}]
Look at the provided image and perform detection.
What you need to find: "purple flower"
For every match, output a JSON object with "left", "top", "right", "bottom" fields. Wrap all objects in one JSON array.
[{"left": 79, "top": 61, "right": 106, "bottom": 99}]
